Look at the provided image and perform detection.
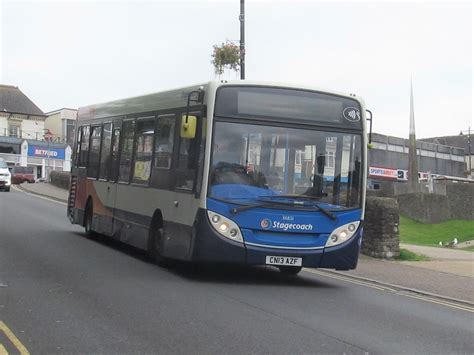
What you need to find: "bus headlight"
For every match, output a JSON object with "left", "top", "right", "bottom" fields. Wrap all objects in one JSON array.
[
  {"left": 325, "top": 221, "right": 360, "bottom": 248},
  {"left": 207, "top": 211, "right": 244, "bottom": 243}
]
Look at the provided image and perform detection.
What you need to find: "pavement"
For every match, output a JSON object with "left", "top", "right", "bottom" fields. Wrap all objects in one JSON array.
[{"left": 13, "top": 182, "right": 474, "bottom": 304}]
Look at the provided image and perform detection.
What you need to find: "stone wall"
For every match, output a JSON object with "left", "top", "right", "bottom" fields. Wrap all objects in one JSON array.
[
  {"left": 396, "top": 183, "right": 474, "bottom": 223},
  {"left": 446, "top": 184, "right": 474, "bottom": 220},
  {"left": 397, "top": 193, "right": 451, "bottom": 223},
  {"left": 368, "top": 181, "right": 474, "bottom": 222},
  {"left": 362, "top": 197, "right": 400, "bottom": 259}
]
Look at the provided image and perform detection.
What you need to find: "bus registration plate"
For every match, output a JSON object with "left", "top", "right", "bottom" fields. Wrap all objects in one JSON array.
[{"left": 265, "top": 256, "right": 302, "bottom": 266}]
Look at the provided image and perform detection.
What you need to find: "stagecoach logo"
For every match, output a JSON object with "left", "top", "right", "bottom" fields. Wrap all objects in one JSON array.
[
  {"left": 260, "top": 218, "right": 313, "bottom": 232},
  {"left": 261, "top": 218, "right": 271, "bottom": 229},
  {"left": 343, "top": 107, "right": 361, "bottom": 122}
]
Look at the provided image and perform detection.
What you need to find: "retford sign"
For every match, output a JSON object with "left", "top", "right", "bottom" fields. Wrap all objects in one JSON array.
[{"left": 27, "top": 146, "right": 65, "bottom": 160}]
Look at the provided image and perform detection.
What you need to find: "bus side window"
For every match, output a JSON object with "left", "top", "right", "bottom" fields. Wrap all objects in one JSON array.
[
  {"left": 74, "top": 127, "right": 82, "bottom": 167},
  {"left": 88, "top": 125, "right": 102, "bottom": 178},
  {"left": 99, "top": 122, "right": 113, "bottom": 180},
  {"left": 175, "top": 114, "right": 200, "bottom": 191},
  {"left": 109, "top": 127, "right": 121, "bottom": 182},
  {"left": 132, "top": 118, "right": 155, "bottom": 185},
  {"left": 118, "top": 119, "right": 135, "bottom": 183},
  {"left": 78, "top": 125, "right": 90, "bottom": 167},
  {"left": 150, "top": 115, "right": 176, "bottom": 190}
]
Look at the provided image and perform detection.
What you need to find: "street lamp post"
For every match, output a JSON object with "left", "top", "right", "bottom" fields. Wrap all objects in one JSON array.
[
  {"left": 239, "top": 0, "right": 245, "bottom": 80},
  {"left": 460, "top": 127, "right": 472, "bottom": 175},
  {"left": 43, "top": 129, "right": 53, "bottom": 181}
]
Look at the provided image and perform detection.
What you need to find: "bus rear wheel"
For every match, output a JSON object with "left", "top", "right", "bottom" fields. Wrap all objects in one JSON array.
[
  {"left": 84, "top": 202, "right": 97, "bottom": 239},
  {"left": 278, "top": 266, "right": 302, "bottom": 275}
]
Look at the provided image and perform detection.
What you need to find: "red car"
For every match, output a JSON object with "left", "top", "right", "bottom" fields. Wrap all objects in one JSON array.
[{"left": 11, "top": 166, "right": 36, "bottom": 184}]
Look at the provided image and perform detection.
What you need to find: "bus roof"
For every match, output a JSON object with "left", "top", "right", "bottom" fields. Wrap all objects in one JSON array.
[{"left": 76, "top": 81, "right": 363, "bottom": 122}]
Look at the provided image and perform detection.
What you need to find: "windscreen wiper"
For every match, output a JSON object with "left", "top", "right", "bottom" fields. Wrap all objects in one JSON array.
[
  {"left": 230, "top": 198, "right": 309, "bottom": 215},
  {"left": 230, "top": 202, "right": 277, "bottom": 215},
  {"left": 258, "top": 195, "right": 337, "bottom": 221}
]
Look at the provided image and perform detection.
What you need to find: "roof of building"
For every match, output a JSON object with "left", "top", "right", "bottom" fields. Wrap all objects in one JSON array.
[
  {"left": 45, "top": 108, "right": 78, "bottom": 115},
  {"left": 419, "top": 135, "right": 471, "bottom": 153},
  {"left": 372, "top": 132, "right": 466, "bottom": 156},
  {"left": 0, "top": 84, "right": 46, "bottom": 117}
]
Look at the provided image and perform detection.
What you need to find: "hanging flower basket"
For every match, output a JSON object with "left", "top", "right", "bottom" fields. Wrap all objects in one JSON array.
[{"left": 211, "top": 41, "right": 241, "bottom": 75}]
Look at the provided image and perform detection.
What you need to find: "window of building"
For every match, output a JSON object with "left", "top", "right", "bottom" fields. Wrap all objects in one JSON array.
[
  {"left": 66, "top": 120, "right": 76, "bottom": 146},
  {"left": 326, "top": 151, "right": 335, "bottom": 168},
  {"left": 118, "top": 120, "right": 135, "bottom": 183},
  {"left": 8, "top": 123, "right": 20, "bottom": 138},
  {"left": 99, "top": 123, "right": 112, "bottom": 180},
  {"left": 78, "top": 125, "right": 90, "bottom": 167},
  {"left": 132, "top": 118, "right": 155, "bottom": 184},
  {"left": 88, "top": 125, "right": 102, "bottom": 178}
]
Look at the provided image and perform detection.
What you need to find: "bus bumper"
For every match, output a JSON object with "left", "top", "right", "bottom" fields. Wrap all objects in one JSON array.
[
  {"left": 192, "top": 209, "right": 361, "bottom": 270},
  {"left": 319, "top": 228, "right": 362, "bottom": 270}
]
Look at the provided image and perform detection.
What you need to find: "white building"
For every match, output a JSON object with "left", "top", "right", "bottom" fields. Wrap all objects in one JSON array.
[
  {"left": 45, "top": 108, "right": 77, "bottom": 146},
  {"left": 0, "top": 84, "right": 47, "bottom": 140},
  {"left": 0, "top": 84, "right": 72, "bottom": 178}
]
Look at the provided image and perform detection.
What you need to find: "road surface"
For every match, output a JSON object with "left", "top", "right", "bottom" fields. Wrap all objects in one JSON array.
[{"left": 1, "top": 188, "right": 473, "bottom": 354}]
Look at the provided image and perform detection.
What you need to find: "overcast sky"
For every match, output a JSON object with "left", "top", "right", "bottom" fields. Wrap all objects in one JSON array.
[{"left": 1, "top": 0, "right": 472, "bottom": 138}]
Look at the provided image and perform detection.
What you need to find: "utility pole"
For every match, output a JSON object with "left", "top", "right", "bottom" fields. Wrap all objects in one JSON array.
[
  {"left": 461, "top": 127, "right": 472, "bottom": 176},
  {"left": 239, "top": 0, "right": 245, "bottom": 80},
  {"left": 468, "top": 126, "right": 472, "bottom": 174}
]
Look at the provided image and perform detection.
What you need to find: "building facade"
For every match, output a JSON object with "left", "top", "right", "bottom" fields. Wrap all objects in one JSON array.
[
  {"left": 419, "top": 134, "right": 473, "bottom": 178},
  {"left": 368, "top": 133, "right": 467, "bottom": 186},
  {"left": 0, "top": 84, "right": 47, "bottom": 140},
  {"left": 45, "top": 108, "right": 77, "bottom": 146},
  {"left": 0, "top": 84, "right": 72, "bottom": 178}
]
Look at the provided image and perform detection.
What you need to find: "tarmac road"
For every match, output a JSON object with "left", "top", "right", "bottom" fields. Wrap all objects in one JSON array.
[{"left": 1, "top": 188, "right": 473, "bottom": 354}]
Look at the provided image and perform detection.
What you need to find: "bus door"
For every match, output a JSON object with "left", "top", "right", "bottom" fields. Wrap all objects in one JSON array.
[{"left": 166, "top": 112, "right": 202, "bottom": 258}]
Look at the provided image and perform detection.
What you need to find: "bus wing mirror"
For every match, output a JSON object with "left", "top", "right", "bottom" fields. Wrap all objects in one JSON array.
[
  {"left": 180, "top": 115, "right": 197, "bottom": 139},
  {"left": 366, "top": 109, "right": 373, "bottom": 144}
]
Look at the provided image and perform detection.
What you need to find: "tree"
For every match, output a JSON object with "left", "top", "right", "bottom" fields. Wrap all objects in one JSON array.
[{"left": 211, "top": 41, "right": 241, "bottom": 75}]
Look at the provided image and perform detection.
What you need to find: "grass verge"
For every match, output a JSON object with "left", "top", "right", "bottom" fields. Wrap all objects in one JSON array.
[
  {"left": 399, "top": 216, "right": 474, "bottom": 247},
  {"left": 397, "top": 248, "right": 430, "bottom": 261}
]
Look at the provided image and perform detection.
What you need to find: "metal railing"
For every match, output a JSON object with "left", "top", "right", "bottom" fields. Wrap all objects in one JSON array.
[{"left": 0, "top": 128, "right": 69, "bottom": 144}]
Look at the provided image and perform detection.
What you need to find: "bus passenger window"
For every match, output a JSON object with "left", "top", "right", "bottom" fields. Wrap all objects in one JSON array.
[
  {"left": 74, "top": 128, "right": 82, "bottom": 167},
  {"left": 132, "top": 118, "right": 154, "bottom": 184},
  {"left": 150, "top": 115, "right": 175, "bottom": 190},
  {"left": 99, "top": 122, "right": 112, "bottom": 180},
  {"left": 154, "top": 116, "right": 175, "bottom": 169},
  {"left": 110, "top": 128, "right": 121, "bottom": 182},
  {"left": 78, "top": 125, "right": 90, "bottom": 167},
  {"left": 118, "top": 120, "right": 135, "bottom": 183},
  {"left": 88, "top": 125, "right": 102, "bottom": 178}
]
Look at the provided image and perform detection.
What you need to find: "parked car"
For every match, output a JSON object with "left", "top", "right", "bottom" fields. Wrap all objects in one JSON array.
[
  {"left": 11, "top": 166, "right": 35, "bottom": 184},
  {"left": 0, "top": 159, "right": 11, "bottom": 192}
]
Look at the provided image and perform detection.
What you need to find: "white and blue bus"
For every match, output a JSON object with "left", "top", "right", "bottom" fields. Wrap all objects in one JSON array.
[{"left": 68, "top": 81, "right": 369, "bottom": 275}]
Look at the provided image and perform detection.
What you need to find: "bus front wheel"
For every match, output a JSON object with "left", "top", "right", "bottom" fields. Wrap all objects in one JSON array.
[
  {"left": 148, "top": 223, "right": 168, "bottom": 267},
  {"left": 278, "top": 266, "right": 302, "bottom": 275}
]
